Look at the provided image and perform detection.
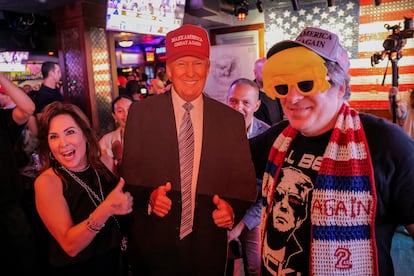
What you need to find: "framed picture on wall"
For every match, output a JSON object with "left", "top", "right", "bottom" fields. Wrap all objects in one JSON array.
[
  {"left": 210, "top": 23, "right": 264, "bottom": 57},
  {"left": 204, "top": 43, "right": 258, "bottom": 104},
  {"left": 205, "top": 24, "right": 264, "bottom": 103}
]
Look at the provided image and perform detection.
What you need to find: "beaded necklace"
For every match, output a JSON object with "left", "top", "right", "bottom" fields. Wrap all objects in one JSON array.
[
  {"left": 59, "top": 165, "right": 128, "bottom": 251},
  {"left": 60, "top": 166, "right": 104, "bottom": 207}
]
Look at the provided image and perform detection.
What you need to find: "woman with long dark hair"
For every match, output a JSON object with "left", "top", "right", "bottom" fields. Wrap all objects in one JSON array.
[{"left": 34, "top": 102, "right": 133, "bottom": 275}]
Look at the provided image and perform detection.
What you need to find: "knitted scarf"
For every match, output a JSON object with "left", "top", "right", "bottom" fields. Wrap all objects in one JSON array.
[{"left": 261, "top": 103, "right": 378, "bottom": 275}]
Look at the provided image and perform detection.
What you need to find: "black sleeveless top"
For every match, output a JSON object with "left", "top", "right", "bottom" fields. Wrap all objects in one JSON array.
[{"left": 48, "top": 165, "right": 124, "bottom": 275}]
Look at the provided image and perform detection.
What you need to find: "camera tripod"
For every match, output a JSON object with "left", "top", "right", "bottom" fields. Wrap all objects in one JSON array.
[
  {"left": 371, "top": 17, "right": 413, "bottom": 124},
  {"left": 389, "top": 56, "right": 399, "bottom": 124}
]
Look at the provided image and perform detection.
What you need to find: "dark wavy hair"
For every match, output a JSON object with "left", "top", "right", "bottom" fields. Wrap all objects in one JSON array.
[{"left": 37, "top": 102, "right": 112, "bottom": 182}]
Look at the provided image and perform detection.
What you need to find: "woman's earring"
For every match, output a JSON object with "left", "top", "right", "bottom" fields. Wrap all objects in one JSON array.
[{"left": 49, "top": 152, "right": 55, "bottom": 160}]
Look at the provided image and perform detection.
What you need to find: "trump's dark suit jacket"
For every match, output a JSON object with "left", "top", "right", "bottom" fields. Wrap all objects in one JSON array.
[{"left": 120, "top": 91, "right": 257, "bottom": 276}]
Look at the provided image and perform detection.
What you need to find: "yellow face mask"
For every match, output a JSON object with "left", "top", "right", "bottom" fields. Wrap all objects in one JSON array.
[{"left": 263, "top": 46, "right": 331, "bottom": 99}]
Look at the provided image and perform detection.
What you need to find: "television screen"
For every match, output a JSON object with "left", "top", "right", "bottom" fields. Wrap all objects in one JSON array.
[
  {"left": 116, "top": 51, "right": 144, "bottom": 67},
  {"left": 155, "top": 47, "right": 166, "bottom": 54},
  {"left": 106, "top": 0, "right": 186, "bottom": 36},
  {"left": 0, "top": 51, "right": 29, "bottom": 72},
  {"left": 145, "top": 51, "right": 155, "bottom": 62}
]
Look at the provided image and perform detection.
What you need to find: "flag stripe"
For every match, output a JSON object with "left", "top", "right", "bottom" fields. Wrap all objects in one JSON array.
[
  {"left": 350, "top": 66, "right": 414, "bottom": 76},
  {"left": 348, "top": 100, "right": 389, "bottom": 108},
  {"left": 359, "top": 12, "right": 412, "bottom": 24},
  {"left": 350, "top": 83, "right": 414, "bottom": 93},
  {"left": 360, "top": 0, "right": 408, "bottom": 4}
]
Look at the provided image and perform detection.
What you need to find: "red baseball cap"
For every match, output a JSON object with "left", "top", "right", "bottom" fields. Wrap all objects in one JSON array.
[{"left": 165, "top": 24, "right": 210, "bottom": 62}]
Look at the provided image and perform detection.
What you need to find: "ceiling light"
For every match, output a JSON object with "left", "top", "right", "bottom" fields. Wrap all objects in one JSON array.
[
  {"left": 119, "top": 37, "right": 133, "bottom": 48},
  {"left": 234, "top": 1, "right": 249, "bottom": 21}
]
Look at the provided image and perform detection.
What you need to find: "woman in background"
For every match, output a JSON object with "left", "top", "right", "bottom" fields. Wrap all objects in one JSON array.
[{"left": 34, "top": 102, "right": 133, "bottom": 275}]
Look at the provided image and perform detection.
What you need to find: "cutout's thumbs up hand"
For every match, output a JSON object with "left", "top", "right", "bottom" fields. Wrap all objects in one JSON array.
[
  {"left": 150, "top": 182, "right": 172, "bottom": 217},
  {"left": 212, "top": 195, "right": 234, "bottom": 229}
]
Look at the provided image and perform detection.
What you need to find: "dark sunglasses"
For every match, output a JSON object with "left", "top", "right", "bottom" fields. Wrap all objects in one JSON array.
[
  {"left": 264, "top": 67, "right": 331, "bottom": 98},
  {"left": 274, "top": 80, "right": 315, "bottom": 96}
]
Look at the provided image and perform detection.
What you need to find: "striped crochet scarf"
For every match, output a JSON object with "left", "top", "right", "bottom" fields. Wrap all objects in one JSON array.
[{"left": 261, "top": 103, "right": 378, "bottom": 275}]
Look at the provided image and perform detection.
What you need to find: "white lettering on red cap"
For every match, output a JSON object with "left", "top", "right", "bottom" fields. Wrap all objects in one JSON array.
[{"left": 171, "top": 34, "right": 203, "bottom": 43}]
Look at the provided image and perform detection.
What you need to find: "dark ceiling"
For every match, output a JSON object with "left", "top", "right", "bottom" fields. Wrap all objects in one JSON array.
[
  {"left": 0, "top": 0, "right": 254, "bottom": 51},
  {"left": 0, "top": 0, "right": 227, "bottom": 50},
  {"left": 0, "top": 0, "right": 257, "bottom": 16},
  {"left": 0, "top": 0, "right": 107, "bottom": 15}
]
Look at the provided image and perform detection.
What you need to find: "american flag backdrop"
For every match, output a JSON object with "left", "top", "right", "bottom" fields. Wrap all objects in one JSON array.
[{"left": 263, "top": 0, "right": 414, "bottom": 109}]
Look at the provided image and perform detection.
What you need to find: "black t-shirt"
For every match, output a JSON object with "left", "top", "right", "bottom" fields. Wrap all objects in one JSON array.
[
  {"left": 0, "top": 109, "right": 25, "bottom": 207},
  {"left": 34, "top": 84, "right": 64, "bottom": 114},
  {"left": 251, "top": 113, "right": 414, "bottom": 276}
]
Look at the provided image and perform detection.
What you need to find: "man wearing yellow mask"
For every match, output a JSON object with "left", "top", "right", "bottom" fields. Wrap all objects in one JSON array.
[{"left": 250, "top": 27, "right": 414, "bottom": 276}]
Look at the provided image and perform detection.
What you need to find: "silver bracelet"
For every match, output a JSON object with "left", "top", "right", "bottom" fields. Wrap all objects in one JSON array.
[{"left": 86, "top": 215, "right": 105, "bottom": 233}]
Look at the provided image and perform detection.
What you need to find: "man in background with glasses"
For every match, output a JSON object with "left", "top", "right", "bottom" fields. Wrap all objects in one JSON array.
[{"left": 250, "top": 26, "right": 414, "bottom": 275}]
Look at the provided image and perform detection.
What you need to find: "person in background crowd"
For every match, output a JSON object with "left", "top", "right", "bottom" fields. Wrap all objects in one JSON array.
[
  {"left": 0, "top": 86, "right": 30, "bottom": 176},
  {"left": 125, "top": 79, "right": 145, "bottom": 101},
  {"left": 253, "top": 57, "right": 284, "bottom": 126},
  {"left": 138, "top": 71, "right": 148, "bottom": 87},
  {"left": 35, "top": 61, "right": 63, "bottom": 116},
  {"left": 34, "top": 102, "right": 133, "bottom": 275},
  {"left": 227, "top": 78, "right": 270, "bottom": 139},
  {"left": 147, "top": 69, "right": 171, "bottom": 96},
  {"left": 18, "top": 83, "right": 40, "bottom": 166},
  {"left": 22, "top": 84, "right": 37, "bottom": 101},
  {"left": 158, "top": 67, "right": 172, "bottom": 86},
  {"left": 117, "top": 75, "right": 128, "bottom": 96},
  {"left": 22, "top": 84, "right": 33, "bottom": 94},
  {"left": 250, "top": 26, "right": 414, "bottom": 276},
  {"left": 0, "top": 73, "right": 39, "bottom": 274},
  {"left": 126, "top": 72, "right": 136, "bottom": 81},
  {"left": 120, "top": 24, "right": 257, "bottom": 275},
  {"left": 157, "top": 70, "right": 168, "bottom": 85},
  {"left": 226, "top": 78, "right": 269, "bottom": 276},
  {"left": 148, "top": 78, "right": 166, "bottom": 95},
  {"left": 28, "top": 61, "right": 64, "bottom": 138},
  {"left": 389, "top": 86, "right": 414, "bottom": 139},
  {"left": 100, "top": 95, "right": 133, "bottom": 175}
]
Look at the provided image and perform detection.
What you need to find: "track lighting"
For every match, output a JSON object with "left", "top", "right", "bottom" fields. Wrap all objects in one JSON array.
[
  {"left": 291, "top": 0, "right": 299, "bottom": 11},
  {"left": 234, "top": 0, "right": 249, "bottom": 21},
  {"left": 256, "top": 0, "right": 263, "bottom": 13},
  {"left": 235, "top": 6, "right": 248, "bottom": 21}
]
